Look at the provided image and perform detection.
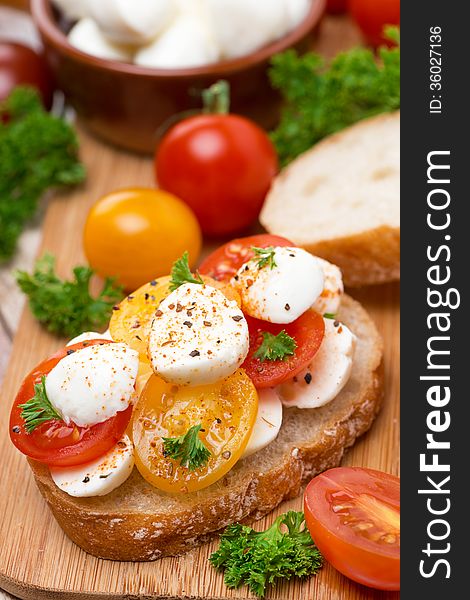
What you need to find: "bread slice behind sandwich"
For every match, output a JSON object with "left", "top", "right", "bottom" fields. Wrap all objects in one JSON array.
[
  {"left": 260, "top": 112, "right": 400, "bottom": 287},
  {"left": 28, "top": 294, "right": 383, "bottom": 561}
]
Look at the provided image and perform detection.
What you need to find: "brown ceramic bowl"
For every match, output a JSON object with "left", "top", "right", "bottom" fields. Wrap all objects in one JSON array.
[{"left": 31, "top": 0, "right": 325, "bottom": 153}]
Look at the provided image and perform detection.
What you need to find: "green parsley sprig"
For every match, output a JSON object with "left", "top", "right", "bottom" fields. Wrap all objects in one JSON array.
[
  {"left": 162, "top": 423, "right": 211, "bottom": 471},
  {"left": 254, "top": 330, "right": 297, "bottom": 362},
  {"left": 15, "top": 254, "right": 123, "bottom": 338},
  {"left": 0, "top": 87, "right": 85, "bottom": 261},
  {"left": 269, "top": 27, "right": 400, "bottom": 166},
  {"left": 169, "top": 251, "right": 204, "bottom": 292},
  {"left": 19, "top": 376, "right": 62, "bottom": 433},
  {"left": 252, "top": 246, "right": 277, "bottom": 270},
  {"left": 210, "top": 511, "right": 323, "bottom": 597}
]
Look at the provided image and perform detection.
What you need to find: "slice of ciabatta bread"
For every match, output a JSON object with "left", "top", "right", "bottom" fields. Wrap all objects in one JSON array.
[
  {"left": 28, "top": 295, "right": 383, "bottom": 562},
  {"left": 260, "top": 112, "right": 400, "bottom": 287}
]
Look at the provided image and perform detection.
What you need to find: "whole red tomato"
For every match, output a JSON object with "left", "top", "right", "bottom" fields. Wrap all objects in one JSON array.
[
  {"left": 155, "top": 112, "right": 278, "bottom": 237},
  {"left": 349, "top": 0, "right": 400, "bottom": 47},
  {"left": 0, "top": 42, "right": 54, "bottom": 108}
]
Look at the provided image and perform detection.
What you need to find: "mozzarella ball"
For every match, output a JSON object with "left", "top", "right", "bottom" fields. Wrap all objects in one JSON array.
[
  {"left": 311, "top": 257, "right": 344, "bottom": 316},
  {"left": 45, "top": 343, "right": 139, "bottom": 427},
  {"left": 50, "top": 434, "right": 134, "bottom": 497},
  {"left": 231, "top": 247, "right": 324, "bottom": 324},
  {"left": 148, "top": 283, "right": 249, "bottom": 385},
  {"left": 279, "top": 318, "right": 356, "bottom": 409},
  {"left": 242, "top": 388, "right": 283, "bottom": 458},
  {"left": 205, "top": 0, "right": 286, "bottom": 59},
  {"left": 135, "top": 13, "right": 219, "bottom": 69},
  {"left": 68, "top": 18, "right": 134, "bottom": 62},
  {"left": 89, "top": 0, "right": 176, "bottom": 44}
]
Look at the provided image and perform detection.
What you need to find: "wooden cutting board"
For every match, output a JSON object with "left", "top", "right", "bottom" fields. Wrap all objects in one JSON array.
[{"left": 0, "top": 16, "right": 400, "bottom": 600}]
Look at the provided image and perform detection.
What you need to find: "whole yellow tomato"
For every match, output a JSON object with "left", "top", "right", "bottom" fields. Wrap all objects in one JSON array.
[{"left": 83, "top": 188, "right": 202, "bottom": 291}]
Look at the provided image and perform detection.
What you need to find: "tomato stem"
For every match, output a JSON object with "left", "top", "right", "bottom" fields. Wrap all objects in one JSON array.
[{"left": 202, "top": 80, "right": 231, "bottom": 115}]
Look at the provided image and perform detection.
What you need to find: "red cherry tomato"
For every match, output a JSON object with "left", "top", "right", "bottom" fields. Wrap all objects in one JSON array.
[
  {"left": 199, "top": 234, "right": 294, "bottom": 282},
  {"left": 304, "top": 467, "right": 400, "bottom": 590},
  {"left": 349, "top": 0, "right": 400, "bottom": 47},
  {"left": 0, "top": 42, "right": 54, "bottom": 108},
  {"left": 327, "top": 0, "right": 348, "bottom": 14},
  {"left": 242, "top": 310, "right": 325, "bottom": 388},
  {"left": 155, "top": 115, "right": 279, "bottom": 237},
  {"left": 9, "top": 340, "right": 133, "bottom": 467}
]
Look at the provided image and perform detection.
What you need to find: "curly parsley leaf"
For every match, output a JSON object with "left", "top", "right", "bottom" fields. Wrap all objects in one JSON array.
[
  {"left": 0, "top": 87, "right": 85, "bottom": 261},
  {"left": 15, "top": 254, "right": 123, "bottom": 338},
  {"left": 19, "top": 375, "right": 62, "bottom": 433},
  {"left": 269, "top": 27, "right": 400, "bottom": 166},
  {"left": 252, "top": 246, "right": 277, "bottom": 270},
  {"left": 210, "top": 511, "right": 323, "bottom": 597},
  {"left": 162, "top": 423, "right": 211, "bottom": 471},
  {"left": 254, "top": 330, "right": 297, "bottom": 362},
  {"left": 169, "top": 251, "right": 204, "bottom": 292}
]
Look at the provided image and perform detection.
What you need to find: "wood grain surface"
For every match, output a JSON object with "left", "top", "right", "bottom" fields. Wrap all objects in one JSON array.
[{"left": 0, "top": 15, "right": 400, "bottom": 600}]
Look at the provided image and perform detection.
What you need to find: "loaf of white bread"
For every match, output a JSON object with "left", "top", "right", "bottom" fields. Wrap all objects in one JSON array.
[{"left": 261, "top": 112, "right": 400, "bottom": 287}]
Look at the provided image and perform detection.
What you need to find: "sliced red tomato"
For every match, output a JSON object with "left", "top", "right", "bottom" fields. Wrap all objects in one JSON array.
[
  {"left": 304, "top": 467, "right": 400, "bottom": 591},
  {"left": 242, "top": 310, "right": 324, "bottom": 388},
  {"left": 9, "top": 340, "right": 133, "bottom": 467},
  {"left": 199, "top": 234, "right": 294, "bottom": 282}
]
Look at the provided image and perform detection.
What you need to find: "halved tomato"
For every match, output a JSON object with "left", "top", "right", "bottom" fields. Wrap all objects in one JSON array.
[
  {"left": 133, "top": 369, "right": 258, "bottom": 493},
  {"left": 9, "top": 340, "right": 133, "bottom": 467},
  {"left": 199, "top": 234, "right": 294, "bottom": 282},
  {"left": 242, "top": 310, "right": 325, "bottom": 388},
  {"left": 304, "top": 467, "right": 400, "bottom": 591}
]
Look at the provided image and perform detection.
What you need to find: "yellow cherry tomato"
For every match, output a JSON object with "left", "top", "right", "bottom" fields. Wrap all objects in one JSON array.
[
  {"left": 83, "top": 188, "right": 202, "bottom": 291},
  {"left": 133, "top": 369, "right": 258, "bottom": 493},
  {"left": 109, "top": 275, "right": 241, "bottom": 362}
]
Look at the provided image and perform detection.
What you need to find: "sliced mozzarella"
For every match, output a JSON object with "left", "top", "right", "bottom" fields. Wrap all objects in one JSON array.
[
  {"left": 50, "top": 434, "right": 134, "bottom": 497},
  {"left": 206, "top": 0, "right": 286, "bottom": 59},
  {"left": 279, "top": 318, "right": 356, "bottom": 409},
  {"left": 231, "top": 246, "right": 324, "bottom": 324},
  {"left": 66, "top": 330, "right": 113, "bottom": 346},
  {"left": 242, "top": 388, "right": 282, "bottom": 458},
  {"left": 135, "top": 13, "right": 220, "bottom": 69},
  {"left": 67, "top": 18, "right": 134, "bottom": 62},
  {"left": 52, "top": 0, "right": 91, "bottom": 21},
  {"left": 311, "top": 257, "right": 344, "bottom": 316},
  {"left": 45, "top": 343, "right": 139, "bottom": 427},
  {"left": 89, "top": 0, "right": 176, "bottom": 44},
  {"left": 148, "top": 283, "right": 249, "bottom": 386}
]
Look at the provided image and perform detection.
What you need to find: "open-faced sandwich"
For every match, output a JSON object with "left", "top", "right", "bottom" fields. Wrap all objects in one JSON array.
[{"left": 9, "top": 234, "right": 383, "bottom": 561}]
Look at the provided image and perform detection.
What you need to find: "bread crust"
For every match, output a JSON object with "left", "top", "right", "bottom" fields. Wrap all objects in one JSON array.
[
  {"left": 28, "top": 295, "right": 383, "bottom": 562},
  {"left": 260, "top": 112, "right": 400, "bottom": 287},
  {"left": 305, "top": 225, "right": 400, "bottom": 287}
]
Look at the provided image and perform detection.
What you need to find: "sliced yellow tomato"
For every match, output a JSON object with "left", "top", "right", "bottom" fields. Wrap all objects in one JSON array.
[
  {"left": 109, "top": 276, "right": 172, "bottom": 361},
  {"left": 133, "top": 369, "right": 258, "bottom": 493},
  {"left": 109, "top": 275, "right": 241, "bottom": 362}
]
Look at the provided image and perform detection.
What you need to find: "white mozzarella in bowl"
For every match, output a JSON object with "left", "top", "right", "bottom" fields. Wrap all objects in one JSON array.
[
  {"left": 89, "top": 0, "right": 176, "bottom": 44},
  {"left": 284, "top": 0, "right": 311, "bottom": 30},
  {"left": 45, "top": 343, "right": 139, "bottom": 427},
  {"left": 148, "top": 283, "right": 249, "bottom": 386},
  {"left": 66, "top": 330, "right": 113, "bottom": 346},
  {"left": 53, "top": 0, "right": 91, "bottom": 20},
  {"left": 135, "top": 13, "right": 220, "bottom": 69},
  {"left": 50, "top": 434, "right": 134, "bottom": 497},
  {"left": 311, "top": 257, "right": 344, "bottom": 316},
  {"left": 242, "top": 388, "right": 283, "bottom": 458},
  {"left": 68, "top": 18, "right": 134, "bottom": 62},
  {"left": 206, "top": 0, "right": 286, "bottom": 60},
  {"left": 278, "top": 318, "right": 356, "bottom": 409},
  {"left": 231, "top": 247, "right": 324, "bottom": 324}
]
